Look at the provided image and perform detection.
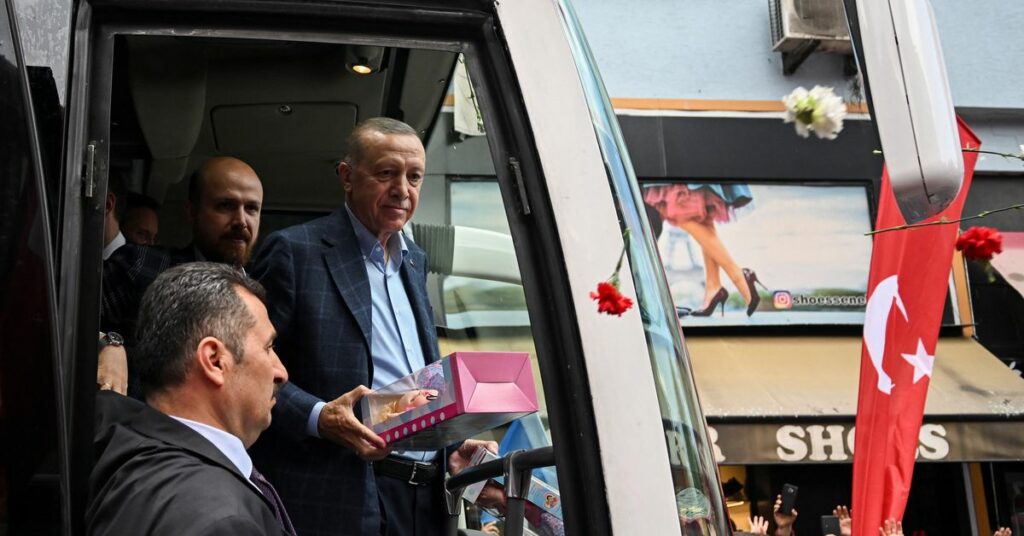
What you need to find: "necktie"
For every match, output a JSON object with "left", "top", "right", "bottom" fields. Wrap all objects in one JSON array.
[{"left": 249, "top": 467, "right": 298, "bottom": 536}]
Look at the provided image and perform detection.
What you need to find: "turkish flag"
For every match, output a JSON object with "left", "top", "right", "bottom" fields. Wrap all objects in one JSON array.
[{"left": 851, "top": 118, "right": 981, "bottom": 535}]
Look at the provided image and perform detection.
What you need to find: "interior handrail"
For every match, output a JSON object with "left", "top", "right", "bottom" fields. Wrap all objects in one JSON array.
[{"left": 444, "top": 447, "right": 556, "bottom": 536}]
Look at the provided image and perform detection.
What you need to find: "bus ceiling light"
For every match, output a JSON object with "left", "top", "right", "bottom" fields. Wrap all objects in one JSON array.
[
  {"left": 850, "top": 0, "right": 963, "bottom": 224},
  {"left": 346, "top": 45, "right": 385, "bottom": 75}
]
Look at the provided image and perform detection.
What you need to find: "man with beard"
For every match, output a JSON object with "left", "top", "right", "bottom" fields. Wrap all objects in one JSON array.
[
  {"left": 182, "top": 156, "right": 263, "bottom": 267},
  {"left": 99, "top": 157, "right": 263, "bottom": 393}
]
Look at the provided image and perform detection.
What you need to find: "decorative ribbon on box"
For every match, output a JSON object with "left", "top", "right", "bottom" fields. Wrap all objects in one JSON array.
[{"left": 361, "top": 351, "right": 539, "bottom": 450}]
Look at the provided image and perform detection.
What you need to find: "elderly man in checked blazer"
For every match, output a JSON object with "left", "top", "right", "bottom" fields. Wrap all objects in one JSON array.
[{"left": 249, "top": 117, "right": 495, "bottom": 536}]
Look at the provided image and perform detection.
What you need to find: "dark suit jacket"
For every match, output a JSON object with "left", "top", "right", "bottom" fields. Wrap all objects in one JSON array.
[
  {"left": 88, "top": 391, "right": 285, "bottom": 536},
  {"left": 101, "top": 243, "right": 196, "bottom": 341},
  {"left": 249, "top": 209, "right": 441, "bottom": 536}
]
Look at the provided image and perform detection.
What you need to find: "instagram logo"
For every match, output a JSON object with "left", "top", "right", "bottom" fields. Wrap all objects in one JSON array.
[{"left": 773, "top": 291, "right": 793, "bottom": 310}]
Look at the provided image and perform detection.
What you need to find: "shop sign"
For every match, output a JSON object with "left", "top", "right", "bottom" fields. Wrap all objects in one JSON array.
[{"left": 663, "top": 421, "right": 1024, "bottom": 465}]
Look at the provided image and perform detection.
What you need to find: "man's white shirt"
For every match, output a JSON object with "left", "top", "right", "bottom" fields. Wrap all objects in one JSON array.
[
  {"left": 102, "top": 232, "right": 126, "bottom": 260},
  {"left": 170, "top": 415, "right": 260, "bottom": 492}
]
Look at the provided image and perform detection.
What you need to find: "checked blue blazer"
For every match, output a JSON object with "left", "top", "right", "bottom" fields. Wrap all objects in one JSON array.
[{"left": 249, "top": 209, "right": 441, "bottom": 536}]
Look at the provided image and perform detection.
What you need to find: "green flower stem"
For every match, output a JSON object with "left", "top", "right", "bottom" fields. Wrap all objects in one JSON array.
[
  {"left": 963, "top": 148, "right": 1024, "bottom": 160},
  {"left": 865, "top": 147, "right": 1024, "bottom": 235},
  {"left": 608, "top": 228, "right": 631, "bottom": 282},
  {"left": 984, "top": 262, "right": 997, "bottom": 284},
  {"left": 866, "top": 203, "right": 1024, "bottom": 235},
  {"left": 873, "top": 148, "right": 1024, "bottom": 161}
]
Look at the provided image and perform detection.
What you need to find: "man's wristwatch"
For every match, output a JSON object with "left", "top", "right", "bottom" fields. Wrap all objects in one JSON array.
[{"left": 99, "top": 331, "right": 124, "bottom": 349}]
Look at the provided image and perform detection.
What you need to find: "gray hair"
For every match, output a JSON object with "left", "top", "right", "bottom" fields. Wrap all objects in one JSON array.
[
  {"left": 133, "top": 262, "right": 266, "bottom": 398},
  {"left": 343, "top": 117, "right": 419, "bottom": 167}
]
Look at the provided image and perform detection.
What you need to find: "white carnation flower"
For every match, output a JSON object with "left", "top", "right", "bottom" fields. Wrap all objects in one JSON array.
[{"left": 783, "top": 85, "right": 848, "bottom": 140}]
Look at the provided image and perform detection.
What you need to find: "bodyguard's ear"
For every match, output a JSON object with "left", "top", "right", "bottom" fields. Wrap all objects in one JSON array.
[
  {"left": 195, "top": 336, "right": 229, "bottom": 387},
  {"left": 105, "top": 192, "right": 116, "bottom": 215}
]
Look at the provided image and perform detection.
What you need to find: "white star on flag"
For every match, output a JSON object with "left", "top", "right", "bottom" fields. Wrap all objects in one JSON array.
[{"left": 901, "top": 339, "right": 935, "bottom": 384}]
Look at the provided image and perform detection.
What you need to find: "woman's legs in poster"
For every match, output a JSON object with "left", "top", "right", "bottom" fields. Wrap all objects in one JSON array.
[
  {"left": 679, "top": 219, "right": 752, "bottom": 306},
  {"left": 701, "top": 250, "right": 723, "bottom": 309}
]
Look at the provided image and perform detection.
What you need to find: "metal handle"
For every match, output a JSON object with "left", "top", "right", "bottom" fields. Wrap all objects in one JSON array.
[
  {"left": 83, "top": 142, "right": 97, "bottom": 198},
  {"left": 444, "top": 447, "right": 556, "bottom": 536}
]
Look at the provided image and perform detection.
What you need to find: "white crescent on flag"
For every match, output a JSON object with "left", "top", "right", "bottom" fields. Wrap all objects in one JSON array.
[{"left": 863, "top": 275, "right": 908, "bottom": 395}]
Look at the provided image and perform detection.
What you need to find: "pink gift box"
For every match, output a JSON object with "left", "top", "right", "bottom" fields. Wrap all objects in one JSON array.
[{"left": 361, "top": 351, "right": 538, "bottom": 450}]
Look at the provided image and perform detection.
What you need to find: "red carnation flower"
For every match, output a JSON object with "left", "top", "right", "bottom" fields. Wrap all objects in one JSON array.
[
  {"left": 591, "top": 229, "right": 635, "bottom": 316},
  {"left": 590, "top": 280, "right": 634, "bottom": 316},
  {"left": 955, "top": 226, "right": 1003, "bottom": 261}
]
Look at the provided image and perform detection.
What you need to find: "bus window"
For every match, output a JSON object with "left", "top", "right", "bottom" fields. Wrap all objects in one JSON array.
[{"left": 414, "top": 62, "right": 558, "bottom": 534}]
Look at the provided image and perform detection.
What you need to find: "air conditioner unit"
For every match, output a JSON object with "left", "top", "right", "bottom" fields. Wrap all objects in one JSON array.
[{"left": 769, "top": 0, "right": 852, "bottom": 54}]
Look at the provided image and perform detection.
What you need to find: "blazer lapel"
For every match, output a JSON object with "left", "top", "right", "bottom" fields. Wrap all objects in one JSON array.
[
  {"left": 402, "top": 244, "right": 441, "bottom": 364},
  {"left": 322, "top": 210, "right": 373, "bottom": 349}
]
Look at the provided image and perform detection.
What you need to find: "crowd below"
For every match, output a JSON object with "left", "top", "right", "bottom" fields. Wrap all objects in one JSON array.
[{"left": 731, "top": 495, "right": 1011, "bottom": 536}]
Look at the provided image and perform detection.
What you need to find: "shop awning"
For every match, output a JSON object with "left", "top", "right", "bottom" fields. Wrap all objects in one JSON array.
[{"left": 684, "top": 336, "right": 1024, "bottom": 464}]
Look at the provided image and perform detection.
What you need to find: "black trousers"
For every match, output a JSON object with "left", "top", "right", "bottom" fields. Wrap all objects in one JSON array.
[{"left": 377, "top": 473, "right": 445, "bottom": 536}]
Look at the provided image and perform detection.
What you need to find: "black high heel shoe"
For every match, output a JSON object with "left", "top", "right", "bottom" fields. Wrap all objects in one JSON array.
[
  {"left": 743, "top": 268, "right": 768, "bottom": 316},
  {"left": 691, "top": 287, "right": 729, "bottom": 317}
]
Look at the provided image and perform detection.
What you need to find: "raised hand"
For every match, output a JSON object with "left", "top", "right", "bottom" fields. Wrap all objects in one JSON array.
[
  {"left": 833, "top": 505, "right": 852, "bottom": 536},
  {"left": 879, "top": 518, "right": 903, "bottom": 536},
  {"left": 97, "top": 345, "right": 128, "bottom": 394},
  {"left": 748, "top": 515, "right": 769, "bottom": 535},
  {"left": 448, "top": 439, "right": 499, "bottom": 475},
  {"left": 773, "top": 494, "right": 797, "bottom": 536}
]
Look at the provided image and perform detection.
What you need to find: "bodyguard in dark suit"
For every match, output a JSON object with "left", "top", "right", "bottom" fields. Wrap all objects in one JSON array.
[
  {"left": 90, "top": 392, "right": 287, "bottom": 535},
  {"left": 250, "top": 118, "right": 495, "bottom": 536},
  {"left": 88, "top": 263, "right": 293, "bottom": 535}
]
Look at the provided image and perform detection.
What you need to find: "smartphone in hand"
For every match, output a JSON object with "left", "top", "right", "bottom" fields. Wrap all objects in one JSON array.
[
  {"left": 779, "top": 483, "right": 798, "bottom": 515},
  {"left": 821, "top": 515, "right": 841, "bottom": 535}
]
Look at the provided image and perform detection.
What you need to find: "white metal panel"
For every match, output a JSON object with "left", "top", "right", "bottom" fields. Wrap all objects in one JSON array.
[
  {"left": 495, "top": 0, "right": 681, "bottom": 533},
  {"left": 855, "top": 0, "right": 963, "bottom": 223}
]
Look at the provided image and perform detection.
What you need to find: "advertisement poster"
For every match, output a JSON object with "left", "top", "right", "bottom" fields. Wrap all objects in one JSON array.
[{"left": 643, "top": 182, "right": 873, "bottom": 326}]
